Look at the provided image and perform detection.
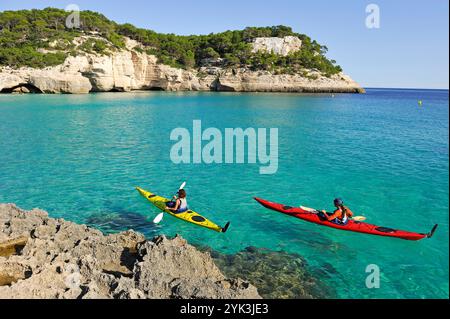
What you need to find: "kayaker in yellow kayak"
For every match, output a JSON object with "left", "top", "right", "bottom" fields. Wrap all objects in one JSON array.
[
  {"left": 320, "top": 198, "right": 354, "bottom": 225},
  {"left": 165, "top": 189, "right": 189, "bottom": 213}
]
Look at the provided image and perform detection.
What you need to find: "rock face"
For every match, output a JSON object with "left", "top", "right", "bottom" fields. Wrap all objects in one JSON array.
[
  {"left": 0, "top": 37, "right": 364, "bottom": 94},
  {"left": 0, "top": 204, "right": 260, "bottom": 299},
  {"left": 213, "top": 68, "right": 364, "bottom": 93},
  {"left": 251, "top": 36, "right": 302, "bottom": 56}
]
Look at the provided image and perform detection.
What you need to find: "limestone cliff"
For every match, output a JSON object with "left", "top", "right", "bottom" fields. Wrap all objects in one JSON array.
[
  {"left": 251, "top": 36, "right": 303, "bottom": 56},
  {"left": 0, "top": 37, "right": 364, "bottom": 94}
]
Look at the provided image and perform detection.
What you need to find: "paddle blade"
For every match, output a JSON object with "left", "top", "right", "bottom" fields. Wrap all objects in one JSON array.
[
  {"left": 222, "top": 222, "right": 231, "bottom": 233},
  {"left": 353, "top": 216, "right": 366, "bottom": 222},
  {"left": 179, "top": 182, "right": 186, "bottom": 190},
  {"left": 300, "top": 206, "right": 317, "bottom": 213},
  {"left": 153, "top": 213, "right": 164, "bottom": 224}
]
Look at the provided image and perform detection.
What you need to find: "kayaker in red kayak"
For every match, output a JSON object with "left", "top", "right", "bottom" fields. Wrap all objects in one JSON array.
[{"left": 320, "top": 198, "right": 354, "bottom": 225}]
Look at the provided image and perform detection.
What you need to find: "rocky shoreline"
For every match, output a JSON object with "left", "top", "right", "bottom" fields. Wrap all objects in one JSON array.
[
  {"left": 0, "top": 203, "right": 260, "bottom": 299},
  {"left": 0, "top": 38, "right": 365, "bottom": 95},
  {"left": 0, "top": 203, "right": 333, "bottom": 299}
]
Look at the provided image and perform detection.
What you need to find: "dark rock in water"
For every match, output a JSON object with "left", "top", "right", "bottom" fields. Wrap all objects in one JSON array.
[
  {"left": 323, "top": 262, "right": 337, "bottom": 273},
  {"left": 200, "top": 246, "right": 336, "bottom": 299},
  {"left": 244, "top": 246, "right": 258, "bottom": 254},
  {"left": 84, "top": 209, "right": 159, "bottom": 237}
]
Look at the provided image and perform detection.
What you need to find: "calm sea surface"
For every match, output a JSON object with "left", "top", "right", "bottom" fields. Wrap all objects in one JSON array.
[{"left": 0, "top": 88, "right": 448, "bottom": 298}]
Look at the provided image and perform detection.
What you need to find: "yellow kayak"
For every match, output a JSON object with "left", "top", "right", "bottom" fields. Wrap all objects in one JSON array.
[{"left": 136, "top": 187, "right": 230, "bottom": 233}]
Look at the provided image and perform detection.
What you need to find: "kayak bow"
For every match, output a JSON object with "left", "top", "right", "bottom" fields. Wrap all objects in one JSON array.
[
  {"left": 137, "top": 187, "right": 230, "bottom": 233},
  {"left": 254, "top": 197, "right": 438, "bottom": 241}
]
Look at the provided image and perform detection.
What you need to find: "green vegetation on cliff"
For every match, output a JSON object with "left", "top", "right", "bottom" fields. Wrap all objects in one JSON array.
[{"left": 0, "top": 8, "right": 342, "bottom": 75}]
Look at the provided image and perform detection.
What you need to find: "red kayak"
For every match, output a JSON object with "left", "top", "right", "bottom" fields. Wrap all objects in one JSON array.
[{"left": 254, "top": 197, "right": 438, "bottom": 241}]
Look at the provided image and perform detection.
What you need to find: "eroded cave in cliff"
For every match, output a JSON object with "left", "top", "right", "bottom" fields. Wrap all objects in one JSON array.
[{"left": 0, "top": 83, "right": 43, "bottom": 94}]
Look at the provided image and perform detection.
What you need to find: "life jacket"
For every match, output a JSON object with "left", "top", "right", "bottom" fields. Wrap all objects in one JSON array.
[
  {"left": 177, "top": 198, "right": 188, "bottom": 213},
  {"left": 337, "top": 206, "right": 350, "bottom": 222}
]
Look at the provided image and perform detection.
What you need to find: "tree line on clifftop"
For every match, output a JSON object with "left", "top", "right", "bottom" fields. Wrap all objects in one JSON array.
[{"left": 0, "top": 8, "right": 342, "bottom": 76}]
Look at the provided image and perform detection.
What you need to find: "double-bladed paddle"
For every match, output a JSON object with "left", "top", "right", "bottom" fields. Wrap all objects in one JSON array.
[{"left": 300, "top": 206, "right": 366, "bottom": 222}]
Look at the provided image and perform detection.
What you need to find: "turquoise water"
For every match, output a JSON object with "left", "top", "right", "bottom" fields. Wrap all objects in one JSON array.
[{"left": 0, "top": 89, "right": 448, "bottom": 299}]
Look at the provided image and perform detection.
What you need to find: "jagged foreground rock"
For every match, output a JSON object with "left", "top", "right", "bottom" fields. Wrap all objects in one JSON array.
[
  {"left": 0, "top": 203, "right": 260, "bottom": 299},
  {"left": 0, "top": 37, "right": 364, "bottom": 94}
]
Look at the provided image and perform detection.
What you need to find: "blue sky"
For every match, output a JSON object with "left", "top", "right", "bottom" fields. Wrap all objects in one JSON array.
[{"left": 1, "top": 0, "right": 448, "bottom": 89}]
